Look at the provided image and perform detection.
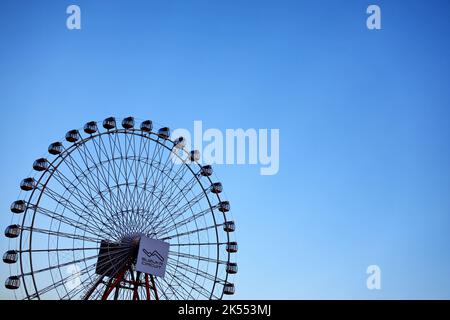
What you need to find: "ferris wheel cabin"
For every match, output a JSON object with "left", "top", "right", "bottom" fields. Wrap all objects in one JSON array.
[
  {"left": 103, "top": 117, "right": 116, "bottom": 130},
  {"left": 211, "top": 182, "right": 223, "bottom": 194},
  {"left": 140, "top": 120, "right": 153, "bottom": 132},
  {"left": 226, "top": 242, "right": 238, "bottom": 253},
  {"left": 65, "top": 129, "right": 80, "bottom": 143},
  {"left": 226, "top": 262, "right": 238, "bottom": 274},
  {"left": 122, "top": 116, "right": 135, "bottom": 129},
  {"left": 190, "top": 150, "right": 201, "bottom": 162},
  {"left": 33, "top": 158, "right": 49, "bottom": 171},
  {"left": 223, "top": 221, "right": 236, "bottom": 233},
  {"left": 5, "top": 276, "right": 20, "bottom": 290},
  {"left": 157, "top": 127, "right": 170, "bottom": 139},
  {"left": 10, "top": 200, "right": 26, "bottom": 214},
  {"left": 20, "top": 178, "right": 36, "bottom": 191},
  {"left": 200, "top": 165, "right": 213, "bottom": 177},
  {"left": 4, "top": 225, "right": 20, "bottom": 239},
  {"left": 218, "top": 201, "right": 230, "bottom": 213},
  {"left": 84, "top": 121, "right": 98, "bottom": 134},
  {"left": 223, "top": 283, "right": 235, "bottom": 295},
  {"left": 48, "top": 142, "right": 63, "bottom": 155},
  {"left": 174, "top": 136, "right": 186, "bottom": 149},
  {"left": 3, "top": 250, "right": 18, "bottom": 264}
]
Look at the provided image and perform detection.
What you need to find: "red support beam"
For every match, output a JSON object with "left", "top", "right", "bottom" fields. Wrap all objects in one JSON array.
[
  {"left": 102, "top": 267, "right": 127, "bottom": 300},
  {"left": 150, "top": 275, "right": 159, "bottom": 300},
  {"left": 83, "top": 275, "right": 105, "bottom": 300},
  {"left": 145, "top": 274, "right": 151, "bottom": 300},
  {"left": 132, "top": 271, "right": 141, "bottom": 301}
]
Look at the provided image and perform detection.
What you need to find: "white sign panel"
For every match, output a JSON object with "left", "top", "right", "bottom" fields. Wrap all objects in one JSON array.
[{"left": 136, "top": 236, "right": 170, "bottom": 278}]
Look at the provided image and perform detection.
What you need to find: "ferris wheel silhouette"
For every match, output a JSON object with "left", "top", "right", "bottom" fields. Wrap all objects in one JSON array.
[{"left": 4, "top": 116, "right": 237, "bottom": 300}]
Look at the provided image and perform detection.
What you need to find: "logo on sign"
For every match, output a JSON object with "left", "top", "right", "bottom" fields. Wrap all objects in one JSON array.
[
  {"left": 141, "top": 249, "right": 164, "bottom": 269},
  {"left": 136, "top": 236, "right": 170, "bottom": 278}
]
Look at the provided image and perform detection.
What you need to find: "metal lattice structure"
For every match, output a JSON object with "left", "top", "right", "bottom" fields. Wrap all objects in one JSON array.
[{"left": 4, "top": 117, "right": 237, "bottom": 300}]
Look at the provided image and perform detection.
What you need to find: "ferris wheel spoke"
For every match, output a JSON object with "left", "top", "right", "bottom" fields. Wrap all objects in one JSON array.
[
  {"left": 155, "top": 207, "right": 212, "bottom": 238},
  {"left": 51, "top": 168, "right": 108, "bottom": 220},
  {"left": 105, "top": 132, "right": 129, "bottom": 216},
  {"left": 149, "top": 186, "right": 207, "bottom": 234},
  {"left": 50, "top": 169, "right": 124, "bottom": 239},
  {"left": 140, "top": 186, "right": 181, "bottom": 235},
  {"left": 22, "top": 254, "right": 98, "bottom": 277},
  {"left": 72, "top": 154, "right": 129, "bottom": 216},
  {"left": 36, "top": 184, "right": 112, "bottom": 236},
  {"left": 51, "top": 154, "right": 121, "bottom": 220},
  {"left": 25, "top": 245, "right": 133, "bottom": 280},
  {"left": 129, "top": 165, "right": 146, "bottom": 220},
  {"left": 90, "top": 136, "right": 122, "bottom": 211},
  {"left": 161, "top": 173, "right": 205, "bottom": 211},
  {"left": 148, "top": 277, "right": 166, "bottom": 300},
  {"left": 135, "top": 167, "right": 165, "bottom": 229},
  {"left": 152, "top": 166, "right": 194, "bottom": 221},
  {"left": 171, "top": 242, "right": 227, "bottom": 247},
  {"left": 75, "top": 141, "right": 122, "bottom": 216},
  {"left": 98, "top": 133, "right": 127, "bottom": 214},
  {"left": 140, "top": 143, "right": 165, "bottom": 217},
  {"left": 67, "top": 256, "right": 127, "bottom": 300},
  {"left": 131, "top": 135, "right": 152, "bottom": 208},
  {"left": 169, "top": 251, "right": 228, "bottom": 265},
  {"left": 150, "top": 277, "right": 174, "bottom": 300},
  {"left": 152, "top": 191, "right": 209, "bottom": 235},
  {"left": 21, "top": 247, "right": 99, "bottom": 253},
  {"left": 145, "top": 165, "right": 198, "bottom": 232},
  {"left": 159, "top": 271, "right": 195, "bottom": 300},
  {"left": 145, "top": 138, "right": 169, "bottom": 204},
  {"left": 149, "top": 157, "right": 184, "bottom": 217},
  {"left": 73, "top": 143, "right": 111, "bottom": 194},
  {"left": 115, "top": 132, "right": 133, "bottom": 223},
  {"left": 155, "top": 166, "right": 195, "bottom": 213},
  {"left": 21, "top": 226, "right": 103, "bottom": 244},
  {"left": 33, "top": 205, "right": 112, "bottom": 240},
  {"left": 122, "top": 138, "right": 152, "bottom": 233},
  {"left": 139, "top": 173, "right": 166, "bottom": 227},
  {"left": 137, "top": 133, "right": 155, "bottom": 199},
  {"left": 61, "top": 151, "right": 110, "bottom": 206},
  {"left": 163, "top": 270, "right": 199, "bottom": 300},
  {"left": 33, "top": 246, "right": 132, "bottom": 300},
  {"left": 148, "top": 148, "right": 179, "bottom": 207},
  {"left": 61, "top": 152, "right": 119, "bottom": 223},
  {"left": 48, "top": 169, "right": 102, "bottom": 214},
  {"left": 126, "top": 134, "right": 141, "bottom": 213},
  {"left": 148, "top": 140, "right": 167, "bottom": 195},
  {"left": 65, "top": 272, "right": 101, "bottom": 300},
  {"left": 39, "top": 183, "right": 97, "bottom": 218},
  {"left": 88, "top": 285, "right": 105, "bottom": 300},
  {"left": 127, "top": 133, "right": 142, "bottom": 212},
  {"left": 114, "top": 148, "right": 137, "bottom": 231},
  {"left": 31, "top": 263, "right": 98, "bottom": 299},
  {"left": 167, "top": 258, "right": 221, "bottom": 284},
  {"left": 138, "top": 164, "right": 186, "bottom": 230},
  {"left": 114, "top": 131, "right": 135, "bottom": 216},
  {"left": 166, "top": 263, "right": 215, "bottom": 300},
  {"left": 163, "top": 225, "right": 217, "bottom": 240}
]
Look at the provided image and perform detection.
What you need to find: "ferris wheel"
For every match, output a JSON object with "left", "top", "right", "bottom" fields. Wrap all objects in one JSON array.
[{"left": 4, "top": 117, "right": 237, "bottom": 300}]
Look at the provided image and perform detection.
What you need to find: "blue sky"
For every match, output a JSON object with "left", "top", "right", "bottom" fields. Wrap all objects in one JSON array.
[{"left": 1, "top": 0, "right": 450, "bottom": 299}]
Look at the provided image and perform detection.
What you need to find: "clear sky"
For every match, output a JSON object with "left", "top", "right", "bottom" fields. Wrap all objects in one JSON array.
[{"left": 1, "top": 0, "right": 450, "bottom": 299}]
